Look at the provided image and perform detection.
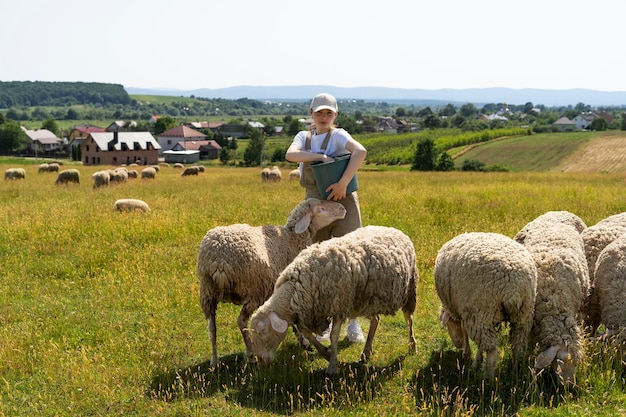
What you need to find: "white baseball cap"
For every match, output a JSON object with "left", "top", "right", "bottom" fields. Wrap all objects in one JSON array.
[{"left": 310, "top": 93, "right": 338, "bottom": 113}]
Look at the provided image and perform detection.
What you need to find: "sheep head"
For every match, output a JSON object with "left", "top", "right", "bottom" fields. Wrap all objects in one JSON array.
[
  {"left": 292, "top": 199, "right": 346, "bottom": 235},
  {"left": 440, "top": 308, "right": 465, "bottom": 349},
  {"left": 247, "top": 311, "right": 289, "bottom": 364},
  {"left": 535, "top": 344, "right": 578, "bottom": 386}
]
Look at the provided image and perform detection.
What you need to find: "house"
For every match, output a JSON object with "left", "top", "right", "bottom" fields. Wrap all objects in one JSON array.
[
  {"left": 157, "top": 125, "right": 207, "bottom": 154},
  {"left": 106, "top": 120, "right": 137, "bottom": 132},
  {"left": 21, "top": 127, "right": 62, "bottom": 154},
  {"left": 373, "top": 116, "right": 399, "bottom": 133},
  {"left": 219, "top": 123, "right": 247, "bottom": 138},
  {"left": 552, "top": 117, "right": 577, "bottom": 132},
  {"left": 573, "top": 112, "right": 597, "bottom": 130},
  {"left": 171, "top": 140, "right": 222, "bottom": 160},
  {"left": 185, "top": 121, "right": 224, "bottom": 133},
  {"left": 82, "top": 131, "right": 160, "bottom": 166},
  {"left": 67, "top": 124, "right": 106, "bottom": 147},
  {"left": 162, "top": 150, "right": 200, "bottom": 164},
  {"left": 597, "top": 111, "right": 614, "bottom": 124}
]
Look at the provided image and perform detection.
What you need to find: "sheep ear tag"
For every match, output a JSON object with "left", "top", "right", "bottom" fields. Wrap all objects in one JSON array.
[
  {"left": 269, "top": 312, "right": 288, "bottom": 333},
  {"left": 294, "top": 214, "right": 312, "bottom": 234}
]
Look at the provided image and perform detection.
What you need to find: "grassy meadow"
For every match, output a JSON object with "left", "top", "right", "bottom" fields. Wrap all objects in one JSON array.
[{"left": 1, "top": 162, "right": 626, "bottom": 416}]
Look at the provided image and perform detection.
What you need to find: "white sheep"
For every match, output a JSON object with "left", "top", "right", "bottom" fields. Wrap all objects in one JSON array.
[
  {"left": 47, "top": 162, "right": 60, "bottom": 172},
  {"left": 289, "top": 169, "right": 300, "bottom": 182},
  {"left": 92, "top": 170, "right": 110, "bottom": 189},
  {"left": 247, "top": 225, "right": 418, "bottom": 376},
  {"left": 591, "top": 233, "right": 626, "bottom": 343},
  {"left": 55, "top": 169, "right": 80, "bottom": 185},
  {"left": 127, "top": 169, "right": 138, "bottom": 179},
  {"left": 181, "top": 166, "right": 200, "bottom": 176},
  {"left": 514, "top": 210, "right": 587, "bottom": 244},
  {"left": 4, "top": 168, "right": 26, "bottom": 180},
  {"left": 517, "top": 221, "right": 589, "bottom": 386},
  {"left": 38, "top": 163, "right": 49, "bottom": 173},
  {"left": 262, "top": 166, "right": 281, "bottom": 182},
  {"left": 198, "top": 198, "right": 347, "bottom": 367},
  {"left": 580, "top": 212, "right": 626, "bottom": 333},
  {"left": 434, "top": 232, "right": 537, "bottom": 379},
  {"left": 141, "top": 167, "right": 157, "bottom": 179},
  {"left": 109, "top": 168, "right": 128, "bottom": 184},
  {"left": 113, "top": 198, "right": 151, "bottom": 213}
]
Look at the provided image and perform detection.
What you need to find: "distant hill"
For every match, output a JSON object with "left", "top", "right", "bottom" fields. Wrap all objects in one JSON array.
[{"left": 125, "top": 85, "right": 626, "bottom": 107}]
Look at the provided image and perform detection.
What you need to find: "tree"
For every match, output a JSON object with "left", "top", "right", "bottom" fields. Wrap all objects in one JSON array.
[
  {"left": 622, "top": 114, "right": 626, "bottom": 131},
  {"left": 411, "top": 138, "right": 436, "bottom": 171},
  {"left": 459, "top": 103, "right": 478, "bottom": 118},
  {"left": 590, "top": 117, "right": 607, "bottom": 131},
  {"left": 243, "top": 128, "right": 265, "bottom": 166},
  {"left": 395, "top": 107, "right": 406, "bottom": 117},
  {"left": 41, "top": 118, "right": 60, "bottom": 136},
  {"left": 422, "top": 114, "right": 441, "bottom": 129},
  {"left": 0, "top": 121, "right": 25, "bottom": 152},
  {"left": 219, "top": 148, "right": 230, "bottom": 165},
  {"left": 440, "top": 103, "right": 457, "bottom": 117},
  {"left": 153, "top": 116, "right": 177, "bottom": 135},
  {"left": 435, "top": 152, "right": 455, "bottom": 171},
  {"left": 66, "top": 108, "right": 80, "bottom": 120}
]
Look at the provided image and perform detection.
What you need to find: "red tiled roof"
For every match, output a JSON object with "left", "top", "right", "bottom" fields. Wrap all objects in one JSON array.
[{"left": 160, "top": 125, "right": 207, "bottom": 138}]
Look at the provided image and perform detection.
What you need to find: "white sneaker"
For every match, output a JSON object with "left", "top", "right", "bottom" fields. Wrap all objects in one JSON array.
[
  {"left": 316, "top": 324, "right": 332, "bottom": 343},
  {"left": 346, "top": 319, "right": 365, "bottom": 343}
]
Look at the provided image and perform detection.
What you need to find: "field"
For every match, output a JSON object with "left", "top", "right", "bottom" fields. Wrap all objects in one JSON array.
[{"left": 1, "top": 161, "right": 626, "bottom": 416}]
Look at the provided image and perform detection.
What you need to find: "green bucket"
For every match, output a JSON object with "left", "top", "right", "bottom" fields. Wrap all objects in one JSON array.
[{"left": 310, "top": 154, "right": 358, "bottom": 199}]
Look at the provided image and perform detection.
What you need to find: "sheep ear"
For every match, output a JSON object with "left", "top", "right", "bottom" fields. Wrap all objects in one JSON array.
[
  {"left": 535, "top": 345, "right": 560, "bottom": 369},
  {"left": 294, "top": 214, "right": 312, "bottom": 234},
  {"left": 439, "top": 310, "right": 450, "bottom": 327},
  {"left": 269, "top": 312, "right": 288, "bottom": 333}
]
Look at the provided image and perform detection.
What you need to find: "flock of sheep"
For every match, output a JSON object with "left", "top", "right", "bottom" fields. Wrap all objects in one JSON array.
[{"left": 198, "top": 203, "right": 626, "bottom": 383}]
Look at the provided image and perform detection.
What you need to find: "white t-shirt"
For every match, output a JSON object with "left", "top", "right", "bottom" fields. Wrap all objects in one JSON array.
[{"left": 291, "top": 128, "right": 353, "bottom": 172}]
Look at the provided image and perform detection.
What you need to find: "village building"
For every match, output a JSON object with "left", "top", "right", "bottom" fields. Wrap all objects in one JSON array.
[
  {"left": 81, "top": 131, "right": 160, "bottom": 166},
  {"left": 157, "top": 125, "right": 206, "bottom": 154},
  {"left": 21, "top": 127, "right": 62, "bottom": 155}
]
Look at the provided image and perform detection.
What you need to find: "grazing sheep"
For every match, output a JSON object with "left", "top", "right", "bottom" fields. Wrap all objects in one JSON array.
[
  {"left": 434, "top": 232, "right": 537, "bottom": 379},
  {"left": 173, "top": 163, "right": 184, "bottom": 169},
  {"left": 261, "top": 167, "right": 270, "bottom": 182},
  {"left": 194, "top": 165, "right": 205, "bottom": 172},
  {"left": 514, "top": 210, "right": 587, "bottom": 244},
  {"left": 159, "top": 162, "right": 170, "bottom": 168},
  {"left": 92, "top": 170, "right": 110, "bottom": 189},
  {"left": 141, "top": 167, "right": 157, "bottom": 179},
  {"left": 591, "top": 234, "right": 626, "bottom": 343},
  {"left": 47, "top": 162, "right": 60, "bottom": 172},
  {"left": 55, "top": 169, "right": 80, "bottom": 185},
  {"left": 268, "top": 166, "right": 282, "bottom": 182},
  {"left": 4, "top": 168, "right": 26, "bottom": 180},
  {"left": 517, "top": 221, "right": 589, "bottom": 386},
  {"left": 198, "top": 198, "right": 347, "bottom": 367},
  {"left": 127, "top": 169, "right": 138, "bottom": 179},
  {"left": 109, "top": 168, "right": 128, "bottom": 184},
  {"left": 113, "top": 199, "right": 151, "bottom": 213},
  {"left": 289, "top": 169, "right": 300, "bottom": 182},
  {"left": 247, "top": 225, "right": 418, "bottom": 376},
  {"left": 181, "top": 166, "right": 200, "bottom": 176},
  {"left": 38, "top": 163, "right": 49, "bottom": 173},
  {"left": 580, "top": 212, "right": 626, "bottom": 333}
]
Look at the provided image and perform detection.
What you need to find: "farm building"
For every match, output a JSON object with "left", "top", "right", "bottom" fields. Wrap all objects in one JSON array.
[
  {"left": 21, "top": 128, "right": 63, "bottom": 155},
  {"left": 82, "top": 131, "right": 160, "bottom": 166},
  {"left": 162, "top": 150, "right": 200, "bottom": 164},
  {"left": 171, "top": 140, "right": 222, "bottom": 160},
  {"left": 157, "top": 125, "right": 206, "bottom": 154}
]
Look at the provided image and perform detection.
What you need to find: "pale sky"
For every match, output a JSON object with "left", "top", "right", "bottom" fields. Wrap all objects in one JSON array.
[{"left": 2, "top": 0, "right": 624, "bottom": 92}]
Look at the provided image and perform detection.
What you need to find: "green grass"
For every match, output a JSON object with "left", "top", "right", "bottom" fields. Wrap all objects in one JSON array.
[{"left": 1, "top": 163, "right": 626, "bottom": 416}]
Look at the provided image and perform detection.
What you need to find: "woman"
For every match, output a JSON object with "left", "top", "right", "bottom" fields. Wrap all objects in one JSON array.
[{"left": 285, "top": 92, "right": 367, "bottom": 343}]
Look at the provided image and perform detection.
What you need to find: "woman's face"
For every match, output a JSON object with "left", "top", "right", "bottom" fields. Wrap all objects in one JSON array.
[{"left": 311, "top": 109, "right": 337, "bottom": 130}]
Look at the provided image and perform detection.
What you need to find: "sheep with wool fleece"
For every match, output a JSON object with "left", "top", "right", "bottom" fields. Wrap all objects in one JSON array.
[
  {"left": 580, "top": 212, "right": 626, "bottom": 333},
  {"left": 518, "top": 222, "right": 589, "bottom": 386},
  {"left": 198, "top": 198, "right": 346, "bottom": 367},
  {"left": 247, "top": 225, "right": 418, "bottom": 376},
  {"left": 591, "top": 233, "right": 626, "bottom": 343},
  {"left": 514, "top": 210, "right": 587, "bottom": 245},
  {"left": 434, "top": 232, "right": 537, "bottom": 379}
]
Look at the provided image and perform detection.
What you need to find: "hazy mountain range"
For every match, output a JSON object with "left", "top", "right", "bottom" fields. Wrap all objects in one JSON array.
[{"left": 125, "top": 85, "right": 626, "bottom": 107}]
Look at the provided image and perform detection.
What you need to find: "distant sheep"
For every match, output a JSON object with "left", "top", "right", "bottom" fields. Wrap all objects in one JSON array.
[
  {"left": 593, "top": 233, "right": 626, "bottom": 343},
  {"left": 198, "top": 198, "right": 347, "bottom": 367},
  {"left": 173, "top": 163, "right": 184, "bottom": 169},
  {"left": 127, "top": 169, "right": 138, "bottom": 179},
  {"left": 92, "top": 170, "right": 110, "bottom": 189},
  {"left": 141, "top": 167, "right": 157, "bottom": 179},
  {"left": 181, "top": 166, "right": 200, "bottom": 176},
  {"left": 47, "top": 162, "right": 60, "bottom": 172},
  {"left": 434, "top": 232, "right": 537, "bottom": 378},
  {"left": 38, "top": 163, "right": 49, "bottom": 173},
  {"left": 194, "top": 165, "right": 205, "bottom": 172},
  {"left": 4, "top": 168, "right": 26, "bottom": 180},
  {"left": 248, "top": 225, "right": 418, "bottom": 376},
  {"left": 289, "top": 169, "right": 300, "bottom": 182},
  {"left": 261, "top": 166, "right": 282, "bottom": 182},
  {"left": 113, "top": 198, "right": 151, "bottom": 213},
  {"left": 55, "top": 169, "right": 80, "bottom": 185},
  {"left": 109, "top": 168, "right": 128, "bottom": 184}
]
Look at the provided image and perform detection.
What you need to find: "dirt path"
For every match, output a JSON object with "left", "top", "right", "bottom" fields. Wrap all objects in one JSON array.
[{"left": 557, "top": 133, "right": 626, "bottom": 173}]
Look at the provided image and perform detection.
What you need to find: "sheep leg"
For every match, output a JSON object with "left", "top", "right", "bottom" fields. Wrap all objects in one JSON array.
[
  {"left": 237, "top": 305, "right": 255, "bottom": 363},
  {"left": 404, "top": 310, "right": 417, "bottom": 354},
  {"left": 207, "top": 311, "right": 219, "bottom": 367},
  {"left": 326, "top": 317, "right": 346, "bottom": 376},
  {"left": 360, "top": 315, "right": 379, "bottom": 363},
  {"left": 296, "top": 326, "right": 331, "bottom": 360},
  {"left": 483, "top": 348, "right": 497, "bottom": 379}
]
